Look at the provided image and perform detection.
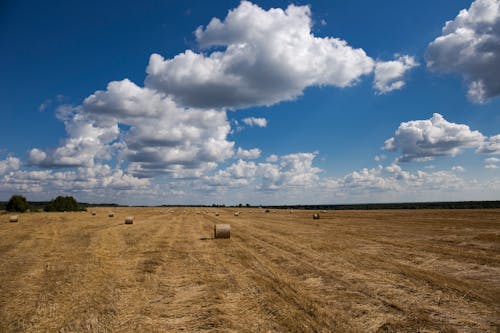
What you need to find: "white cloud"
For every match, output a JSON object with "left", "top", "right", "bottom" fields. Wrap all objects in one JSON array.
[
  {"left": 384, "top": 113, "right": 485, "bottom": 162},
  {"left": 426, "top": 0, "right": 500, "bottom": 103},
  {"left": 28, "top": 105, "right": 120, "bottom": 168},
  {"left": 205, "top": 159, "right": 258, "bottom": 187},
  {"left": 341, "top": 166, "right": 400, "bottom": 191},
  {"left": 1, "top": 164, "right": 149, "bottom": 195},
  {"left": 266, "top": 154, "right": 278, "bottom": 163},
  {"left": 236, "top": 147, "right": 261, "bottom": 159},
  {"left": 29, "top": 79, "right": 235, "bottom": 177},
  {"left": 484, "top": 156, "right": 500, "bottom": 168},
  {"left": 38, "top": 99, "right": 52, "bottom": 112},
  {"left": 144, "top": 1, "right": 412, "bottom": 109},
  {"left": 242, "top": 117, "right": 267, "bottom": 127},
  {"left": 0, "top": 157, "right": 20, "bottom": 174},
  {"left": 203, "top": 152, "right": 321, "bottom": 191},
  {"left": 485, "top": 157, "right": 500, "bottom": 163},
  {"left": 452, "top": 165, "right": 465, "bottom": 172},
  {"left": 374, "top": 154, "right": 387, "bottom": 162},
  {"left": 276, "top": 153, "right": 322, "bottom": 187},
  {"left": 477, "top": 134, "right": 500, "bottom": 154},
  {"left": 373, "top": 55, "right": 418, "bottom": 94},
  {"left": 28, "top": 149, "right": 47, "bottom": 165},
  {"left": 338, "top": 165, "right": 469, "bottom": 195}
]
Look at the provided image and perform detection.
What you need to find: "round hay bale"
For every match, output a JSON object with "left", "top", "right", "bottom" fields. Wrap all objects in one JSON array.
[
  {"left": 9, "top": 215, "right": 19, "bottom": 223},
  {"left": 91, "top": 211, "right": 96, "bottom": 216},
  {"left": 214, "top": 224, "right": 230, "bottom": 239},
  {"left": 265, "top": 209, "right": 270, "bottom": 213},
  {"left": 313, "top": 213, "right": 320, "bottom": 220},
  {"left": 108, "top": 212, "right": 114, "bottom": 217},
  {"left": 215, "top": 213, "right": 220, "bottom": 216},
  {"left": 234, "top": 212, "right": 240, "bottom": 216},
  {"left": 124, "top": 216, "right": 134, "bottom": 224}
]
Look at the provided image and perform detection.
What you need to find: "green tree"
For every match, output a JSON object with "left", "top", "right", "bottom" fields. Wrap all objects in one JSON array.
[
  {"left": 45, "top": 196, "right": 80, "bottom": 212},
  {"left": 6, "top": 195, "right": 29, "bottom": 212}
]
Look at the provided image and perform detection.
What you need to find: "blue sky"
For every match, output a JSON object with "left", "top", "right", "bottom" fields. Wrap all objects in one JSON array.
[{"left": 0, "top": 0, "right": 499, "bottom": 205}]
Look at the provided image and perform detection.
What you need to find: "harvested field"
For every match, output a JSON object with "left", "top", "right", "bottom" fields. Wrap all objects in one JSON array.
[{"left": 0, "top": 208, "right": 499, "bottom": 332}]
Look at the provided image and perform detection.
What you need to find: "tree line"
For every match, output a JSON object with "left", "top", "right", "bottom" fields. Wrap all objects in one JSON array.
[{"left": 3, "top": 195, "right": 84, "bottom": 212}]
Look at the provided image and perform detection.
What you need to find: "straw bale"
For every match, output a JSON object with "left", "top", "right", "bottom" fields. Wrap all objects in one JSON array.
[{"left": 214, "top": 224, "right": 230, "bottom": 239}]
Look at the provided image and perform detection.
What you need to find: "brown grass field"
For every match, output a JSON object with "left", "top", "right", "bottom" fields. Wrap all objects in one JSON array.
[{"left": 0, "top": 208, "right": 499, "bottom": 332}]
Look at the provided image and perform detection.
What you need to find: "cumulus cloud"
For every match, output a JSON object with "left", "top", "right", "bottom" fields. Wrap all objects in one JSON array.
[
  {"left": 0, "top": 157, "right": 20, "bottom": 174},
  {"left": 340, "top": 166, "right": 399, "bottom": 192},
  {"left": 266, "top": 154, "right": 278, "bottom": 163},
  {"left": 28, "top": 106, "right": 119, "bottom": 168},
  {"left": 30, "top": 79, "right": 235, "bottom": 177},
  {"left": 86, "top": 80, "right": 234, "bottom": 177},
  {"left": 204, "top": 152, "right": 321, "bottom": 191},
  {"left": 384, "top": 113, "right": 485, "bottom": 162},
  {"left": 485, "top": 157, "right": 500, "bottom": 163},
  {"left": 205, "top": 159, "right": 258, "bottom": 187},
  {"left": 477, "top": 134, "right": 500, "bottom": 154},
  {"left": 242, "top": 117, "right": 267, "bottom": 127},
  {"left": 426, "top": 0, "right": 500, "bottom": 103},
  {"left": 1, "top": 164, "right": 149, "bottom": 194},
  {"left": 452, "top": 165, "right": 465, "bottom": 172},
  {"left": 145, "top": 1, "right": 414, "bottom": 109},
  {"left": 339, "top": 164, "right": 468, "bottom": 194},
  {"left": 373, "top": 55, "right": 419, "bottom": 93},
  {"left": 236, "top": 147, "right": 261, "bottom": 159},
  {"left": 484, "top": 156, "right": 500, "bottom": 168}
]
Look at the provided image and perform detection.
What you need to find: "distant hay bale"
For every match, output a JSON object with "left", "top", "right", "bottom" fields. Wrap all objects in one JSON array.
[
  {"left": 215, "top": 213, "right": 220, "bottom": 216},
  {"left": 91, "top": 211, "right": 96, "bottom": 216},
  {"left": 124, "top": 216, "right": 134, "bottom": 224},
  {"left": 234, "top": 212, "right": 240, "bottom": 216},
  {"left": 313, "top": 213, "right": 320, "bottom": 220},
  {"left": 265, "top": 209, "right": 270, "bottom": 213},
  {"left": 9, "top": 215, "right": 18, "bottom": 222},
  {"left": 108, "top": 212, "right": 114, "bottom": 217},
  {"left": 214, "top": 224, "right": 230, "bottom": 239},
  {"left": 321, "top": 210, "right": 327, "bottom": 213}
]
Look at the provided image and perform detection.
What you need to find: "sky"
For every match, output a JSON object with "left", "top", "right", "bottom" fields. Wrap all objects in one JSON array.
[{"left": 0, "top": 0, "right": 499, "bottom": 205}]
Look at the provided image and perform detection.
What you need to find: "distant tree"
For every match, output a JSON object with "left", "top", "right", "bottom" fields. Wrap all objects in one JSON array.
[
  {"left": 6, "top": 195, "right": 29, "bottom": 212},
  {"left": 45, "top": 196, "right": 81, "bottom": 212}
]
